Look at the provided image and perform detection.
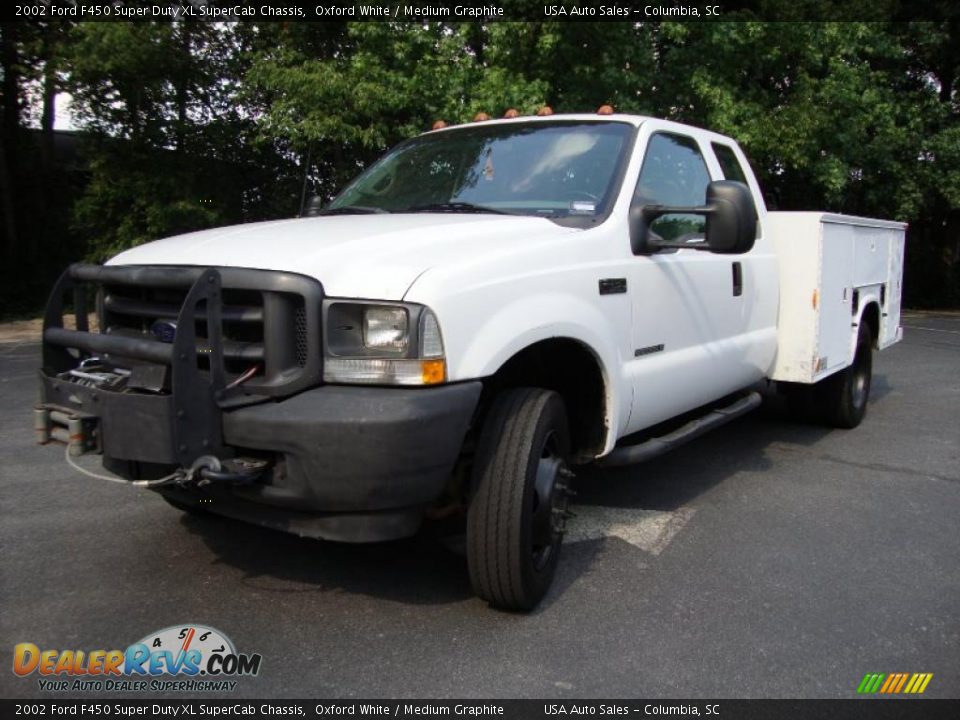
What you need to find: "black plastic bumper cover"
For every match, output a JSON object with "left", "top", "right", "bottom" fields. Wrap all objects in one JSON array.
[
  {"left": 41, "top": 370, "right": 480, "bottom": 541},
  {"left": 223, "top": 382, "right": 482, "bottom": 510},
  {"left": 161, "top": 382, "right": 482, "bottom": 541}
]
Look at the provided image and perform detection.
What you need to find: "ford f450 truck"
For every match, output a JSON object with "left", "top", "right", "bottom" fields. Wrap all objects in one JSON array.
[{"left": 36, "top": 113, "right": 905, "bottom": 610}]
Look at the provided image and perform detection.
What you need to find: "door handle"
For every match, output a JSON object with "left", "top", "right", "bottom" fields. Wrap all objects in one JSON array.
[{"left": 732, "top": 261, "right": 743, "bottom": 297}]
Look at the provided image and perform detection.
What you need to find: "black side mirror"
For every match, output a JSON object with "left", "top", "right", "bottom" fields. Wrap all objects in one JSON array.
[
  {"left": 629, "top": 180, "right": 757, "bottom": 255},
  {"left": 702, "top": 181, "right": 757, "bottom": 253}
]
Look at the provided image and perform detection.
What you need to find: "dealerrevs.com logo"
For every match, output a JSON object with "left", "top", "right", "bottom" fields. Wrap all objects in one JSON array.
[{"left": 13, "top": 624, "right": 262, "bottom": 692}]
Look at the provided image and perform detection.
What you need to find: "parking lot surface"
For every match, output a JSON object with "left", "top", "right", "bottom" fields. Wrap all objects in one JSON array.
[{"left": 1, "top": 313, "right": 957, "bottom": 698}]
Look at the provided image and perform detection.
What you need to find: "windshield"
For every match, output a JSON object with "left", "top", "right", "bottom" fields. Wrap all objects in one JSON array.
[{"left": 326, "top": 121, "right": 635, "bottom": 225}]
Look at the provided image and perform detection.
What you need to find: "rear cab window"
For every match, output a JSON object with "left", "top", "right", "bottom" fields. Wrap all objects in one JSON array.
[
  {"left": 711, "top": 142, "right": 749, "bottom": 185},
  {"left": 711, "top": 141, "right": 762, "bottom": 238}
]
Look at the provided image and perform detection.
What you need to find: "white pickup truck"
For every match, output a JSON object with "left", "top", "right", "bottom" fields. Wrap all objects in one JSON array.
[{"left": 36, "top": 112, "right": 905, "bottom": 610}]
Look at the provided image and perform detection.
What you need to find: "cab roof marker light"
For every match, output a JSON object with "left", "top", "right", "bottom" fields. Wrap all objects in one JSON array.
[
  {"left": 503, "top": 108, "right": 519, "bottom": 118},
  {"left": 432, "top": 120, "right": 448, "bottom": 130},
  {"left": 473, "top": 112, "right": 491, "bottom": 122},
  {"left": 597, "top": 104, "right": 615, "bottom": 115},
  {"left": 537, "top": 106, "right": 554, "bottom": 116}
]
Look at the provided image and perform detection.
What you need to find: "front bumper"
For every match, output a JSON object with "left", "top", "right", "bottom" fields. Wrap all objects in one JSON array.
[
  {"left": 205, "top": 382, "right": 481, "bottom": 541},
  {"left": 41, "top": 375, "right": 481, "bottom": 541},
  {"left": 220, "top": 383, "right": 482, "bottom": 511},
  {"left": 192, "top": 381, "right": 481, "bottom": 541}
]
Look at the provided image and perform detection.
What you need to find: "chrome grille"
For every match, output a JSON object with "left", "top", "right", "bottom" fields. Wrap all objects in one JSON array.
[{"left": 86, "top": 267, "right": 323, "bottom": 397}]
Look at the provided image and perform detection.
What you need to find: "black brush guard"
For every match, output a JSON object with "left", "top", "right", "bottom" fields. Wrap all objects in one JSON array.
[{"left": 39, "top": 264, "right": 323, "bottom": 470}]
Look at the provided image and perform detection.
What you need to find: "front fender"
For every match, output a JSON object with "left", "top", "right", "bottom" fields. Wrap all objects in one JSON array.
[{"left": 446, "top": 292, "right": 630, "bottom": 451}]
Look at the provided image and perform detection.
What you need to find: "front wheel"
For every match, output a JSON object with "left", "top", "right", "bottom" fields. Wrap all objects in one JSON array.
[{"left": 466, "top": 388, "right": 573, "bottom": 611}]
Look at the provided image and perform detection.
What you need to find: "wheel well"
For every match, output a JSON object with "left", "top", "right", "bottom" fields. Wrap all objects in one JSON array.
[
  {"left": 861, "top": 302, "right": 880, "bottom": 347},
  {"left": 480, "top": 339, "right": 607, "bottom": 460}
]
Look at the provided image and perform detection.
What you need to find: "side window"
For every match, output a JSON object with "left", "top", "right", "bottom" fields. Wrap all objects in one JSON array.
[
  {"left": 712, "top": 142, "right": 761, "bottom": 237},
  {"left": 635, "top": 133, "right": 711, "bottom": 243},
  {"left": 711, "top": 143, "right": 748, "bottom": 185}
]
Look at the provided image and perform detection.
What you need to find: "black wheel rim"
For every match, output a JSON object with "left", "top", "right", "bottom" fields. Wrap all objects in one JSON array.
[
  {"left": 852, "top": 366, "right": 869, "bottom": 409},
  {"left": 531, "top": 430, "right": 569, "bottom": 572},
  {"left": 851, "top": 343, "right": 872, "bottom": 411}
]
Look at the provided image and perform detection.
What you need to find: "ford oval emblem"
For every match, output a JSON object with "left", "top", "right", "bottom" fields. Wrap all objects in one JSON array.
[{"left": 150, "top": 320, "right": 178, "bottom": 343}]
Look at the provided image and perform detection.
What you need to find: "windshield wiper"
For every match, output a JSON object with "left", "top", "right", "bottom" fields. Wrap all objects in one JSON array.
[
  {"left": 403, "top": 202, "right": 509, "bottom": 215},
  {"left": 317, "top": 205, "right": 390, "bottom": 216}
]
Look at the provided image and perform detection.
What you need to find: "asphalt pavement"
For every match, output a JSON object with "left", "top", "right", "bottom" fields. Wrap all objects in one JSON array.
[{"left": 1, "top": 313, "right": 957, "bottom": 699}]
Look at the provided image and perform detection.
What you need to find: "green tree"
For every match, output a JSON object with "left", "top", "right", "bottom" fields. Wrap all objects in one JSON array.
[
  {"left": 246, "top": 22, "right": 549, "bottom": 200},
  {"left": 0, "top": 20, "right": 79, "bottom": 317},
  {"left": 4, "top": 18, "right": 958, "bottom": 312},
  {"left": 65, "top": 22, "right": 301, "bottom": 259}
]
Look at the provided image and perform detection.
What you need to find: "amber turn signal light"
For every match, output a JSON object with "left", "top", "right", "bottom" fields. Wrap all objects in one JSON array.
[{"left": 421, "top": 359, "right": 446, "bottom": 385}]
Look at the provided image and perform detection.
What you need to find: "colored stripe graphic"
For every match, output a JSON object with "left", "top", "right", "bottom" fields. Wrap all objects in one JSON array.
[
  {"left": 887, "top": 673, "right": 906, "bottom": 693},
  {"left": 858, "top": 672, "right": 933, "bottom": 694},
  {"left": 857, "top": 673, "right": 885, "bottom": 694},
  {"left": 893, "top": 674, "right": 909, "bottom": 693}
]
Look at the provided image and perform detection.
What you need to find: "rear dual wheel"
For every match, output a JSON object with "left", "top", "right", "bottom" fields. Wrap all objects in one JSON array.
[
  {"left": 818, "top": 323, "right": 873, "bottom": 428},
  {"left": 466, "top": 388, "right": 574, "bottom": 611},
  {"left": 784, "top": 324, "right": 873, "bottom": 429}
]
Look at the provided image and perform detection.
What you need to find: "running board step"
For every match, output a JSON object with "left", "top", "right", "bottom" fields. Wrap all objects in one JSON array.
[{"left": 598, "top": 391, "right": 761, "bottom": 467}]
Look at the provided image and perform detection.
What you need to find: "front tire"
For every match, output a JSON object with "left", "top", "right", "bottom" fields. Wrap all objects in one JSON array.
[{"left": 466, "top": 388, "right": 573, "bottom": 611}]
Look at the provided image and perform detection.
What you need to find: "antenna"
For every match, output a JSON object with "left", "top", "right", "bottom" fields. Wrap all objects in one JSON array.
[{"left": 298, "top": 144, "right": 312, "bottom": 217}]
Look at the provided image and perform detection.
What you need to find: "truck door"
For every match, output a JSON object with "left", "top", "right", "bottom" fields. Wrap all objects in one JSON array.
[{"left": 624, "top": 129, "right": 772, "bottom": 434}]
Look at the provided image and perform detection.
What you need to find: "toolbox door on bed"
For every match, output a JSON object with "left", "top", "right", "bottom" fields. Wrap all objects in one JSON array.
[{"left": 880, "top": 231, "right": 905, "bottom": 348}]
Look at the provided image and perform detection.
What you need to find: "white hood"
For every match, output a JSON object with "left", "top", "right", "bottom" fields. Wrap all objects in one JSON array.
[{"left": 108, "top": 214, "right": 577, "bottom": 299}]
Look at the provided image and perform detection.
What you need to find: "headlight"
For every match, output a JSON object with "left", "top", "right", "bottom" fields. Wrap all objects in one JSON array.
[
  {"left": 363, "top": 307, "right": 408, "bottom": 352},
  {"left": 323, "top": 301, "right": 446, "bottom": 386}
]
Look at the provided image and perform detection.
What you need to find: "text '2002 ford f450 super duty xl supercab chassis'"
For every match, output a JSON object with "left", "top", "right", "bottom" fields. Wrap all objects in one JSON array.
[{"left": 35, "top": 111, "right": 905, "bottom": 610}]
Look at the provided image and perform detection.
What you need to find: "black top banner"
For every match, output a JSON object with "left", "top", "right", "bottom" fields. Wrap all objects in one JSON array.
[
  {"left": 5, "top": 0, "right": 959, "bottom": 23},
  {"left": 2, "top": 699, "right": 960, "bottom": 719}
]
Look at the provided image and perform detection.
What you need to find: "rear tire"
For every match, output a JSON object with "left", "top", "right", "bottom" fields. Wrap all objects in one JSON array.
[
  {"left": 818, "top": 323, "right": 873, "bottom": 428},
  {"left": 466, "top": 388, "right": 573, "bottom": 611}
]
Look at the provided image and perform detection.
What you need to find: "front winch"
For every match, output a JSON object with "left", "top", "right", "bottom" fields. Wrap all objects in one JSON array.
[{"left": 35, "top": 405, "right": 100, "bottom": 456}]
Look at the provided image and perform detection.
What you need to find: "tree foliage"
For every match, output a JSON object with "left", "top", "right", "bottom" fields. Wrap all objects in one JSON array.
[{"left": 0, "top": 19, "right": 957, "bottom": 316}]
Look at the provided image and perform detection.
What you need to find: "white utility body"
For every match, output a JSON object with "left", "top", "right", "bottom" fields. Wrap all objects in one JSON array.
[
  {"left": 768, "top": 212, "right": 905, "bottom": 383},
  {"left": 40, "top": 114, "right": 906, "bottom": 610}
]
